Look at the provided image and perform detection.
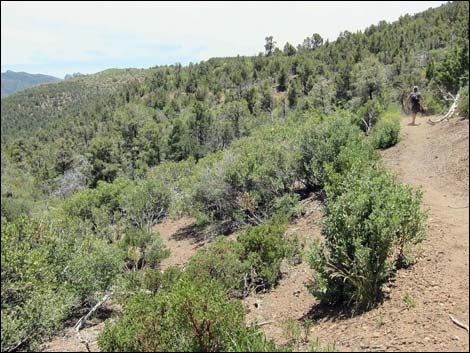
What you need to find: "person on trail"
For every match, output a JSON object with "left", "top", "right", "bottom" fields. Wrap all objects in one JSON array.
[{"left": 404, "top": 86, "right": 426, "bottom": 125}]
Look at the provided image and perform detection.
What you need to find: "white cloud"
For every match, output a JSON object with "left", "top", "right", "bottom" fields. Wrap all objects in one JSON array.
[{"left": 1, "top": 1, "right": 447, "bottom": 77}]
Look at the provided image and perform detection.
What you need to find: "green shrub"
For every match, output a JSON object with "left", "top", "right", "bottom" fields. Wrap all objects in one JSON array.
[
  {"left": 141, "top": 266, "right": 182, "bottom": 294},
  {"left": 299, "top": 116, "right": 365, "bottom": 189},
  {"left": 119, "top": 228, "right": 170, "bottom": 270},
  {"left": 61, "top": 187, "right": 97, "bottom": 221},
  {"left": 422, "top": 90, "right": 447, "bottom": 115},
  {"left": 185, "top": 237, "right": 249, "bottom": 297},
  {"left": 0, "top": 158, "right": 43, "bottom": 221},
  {"left": 98, "top": 278, "right": 279, "bottom": 352},
  {"left": 146, "top": 158, "right": 197, "bottom": 217},
  {"left": 61, "top": 177, "right": 171, "bottom": 240},
  {"left": 144, "top": 236, "right": 171, "bottom": 268},
  {"left": 65, "top": 239, "right": 125, "bottom": 302},
  {"left": 371, "top": 117, "right": 400, "bottom": 149},
  {"left": 272, "top": 193, "right": 302, "bottom": 220},
  {"left": 403, "top": 291, "right": 416, "bottom": 309},
  {"left": 61, "top": 177, "right": 132, "bottom": 238},
  {"left": 434, "top": 41, "right": 469, "bottom": 94},
  {"left": 190, "top": 151, "right": 240, "bottom": 223},
  {"left": 115, "top": 266, "right": 183, "bottom": 302},
  {"left": 238, "top": 215, "right": 289, "bottom": 289},
  {"left": 194, "top": 210, "right": 211, "bottom": 227},
  {"left": 307, "top": 167, "right": 426, "bottom": 308},
  {"left": 1, "top": 288, "right": 75, "bottom": 352},
  {"left": 226, "top": 135, "right": 299, "bottom": 224},
  {"left": 1, "top": 217, "right": 125, "bottom": 351},
  {"left": 191, "top": 127, "right": 299, "bottom": 226},
  {"left": 186, "top": 214, "right": 296, "bottom": 296},
  {"left": 354, "top": 98, "right": 384, "bottom": 134},
  {"left": 0, "top": 197, "right": 30, "bottom": 221},
  {"left": 458, "top": 85, "right": 469, "bottom": 119},
  {"left": 323, "top": 138, "right": 378, "bottom": 198},
  {"left": 121, "top": 179, "right": 171, "bottom": 232},
  {"left": 226, "top": 327, "right": 283, "bottom": 352}
]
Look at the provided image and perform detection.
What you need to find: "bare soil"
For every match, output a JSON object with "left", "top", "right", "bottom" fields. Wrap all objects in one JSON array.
[{"left": 153, "top": 216, "right": 199, "bottom": 269}]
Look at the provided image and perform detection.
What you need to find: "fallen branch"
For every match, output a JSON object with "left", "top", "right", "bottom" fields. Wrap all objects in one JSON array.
[
  {"left": 429, "top": 91, "right": 461, "bottom": 124},
  {"left": 74, "top": 290, "right": 113, "bottom": 352},
  {"left": 74, "top": 290, "right": 113, "bottom": 331},
  {"left": 449, "top": 314, "right": 469, "bottom": 332}
]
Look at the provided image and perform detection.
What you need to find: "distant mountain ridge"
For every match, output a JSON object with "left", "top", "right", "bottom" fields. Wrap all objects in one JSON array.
[{"left": 1, "top": 70, "right": 62, "bottom": 97}]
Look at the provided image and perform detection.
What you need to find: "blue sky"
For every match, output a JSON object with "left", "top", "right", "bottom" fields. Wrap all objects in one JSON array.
[{"left": 2, "top": 1, "right": 447, "bottom": 78}]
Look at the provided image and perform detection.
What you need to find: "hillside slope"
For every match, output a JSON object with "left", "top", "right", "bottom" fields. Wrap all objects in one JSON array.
[
  {"left": 1, "top": 68, "right": 150, "bottom": 139},
  {"left": 41, "top": 115, "right": 469, "bottom": 352},
  {"left": 1, "top": 70, "right": 62, "bottom": 97},
  {"left": 3, "top": 2, "right": 467, "bottom": 351}
]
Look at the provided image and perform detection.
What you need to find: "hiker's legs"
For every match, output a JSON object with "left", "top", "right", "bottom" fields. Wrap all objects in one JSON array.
[{"left": 411, "top": 112, "right": 417, "bottom": 125}]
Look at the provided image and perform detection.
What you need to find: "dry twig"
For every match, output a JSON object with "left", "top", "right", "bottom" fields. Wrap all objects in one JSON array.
[
  {"left": 74, "top": 290, "right": 113, "bottom": 352},
  {"left": 449, "top": 314, "right": 469, "bottom": 332}
]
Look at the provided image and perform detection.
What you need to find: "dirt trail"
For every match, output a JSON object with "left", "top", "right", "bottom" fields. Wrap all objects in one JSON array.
[
  {"left": 153, "top": 216, "right": 199, "bottom": 269},
  {"left": 247, "top": 116, "right": 469, "bottom": 351}
]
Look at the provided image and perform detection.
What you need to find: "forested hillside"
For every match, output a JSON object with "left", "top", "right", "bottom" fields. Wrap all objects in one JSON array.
[
  {"left": 1, "top": 70, "right": 62, "bottom": 97},
  {"left": 1, "top": 2, "right": 468, "bottom": 352},
  {"left": 1, "top": 68, "right": 150, "bottom": 138}
]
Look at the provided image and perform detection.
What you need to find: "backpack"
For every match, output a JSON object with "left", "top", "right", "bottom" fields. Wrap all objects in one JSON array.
[{"left": 411, "top": 92, "right": 420, "bottom": 104}]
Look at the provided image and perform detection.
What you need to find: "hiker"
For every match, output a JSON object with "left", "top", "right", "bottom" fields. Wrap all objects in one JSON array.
[{"left": 404, "top": 86, "right": 426, "bottom": 125}]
